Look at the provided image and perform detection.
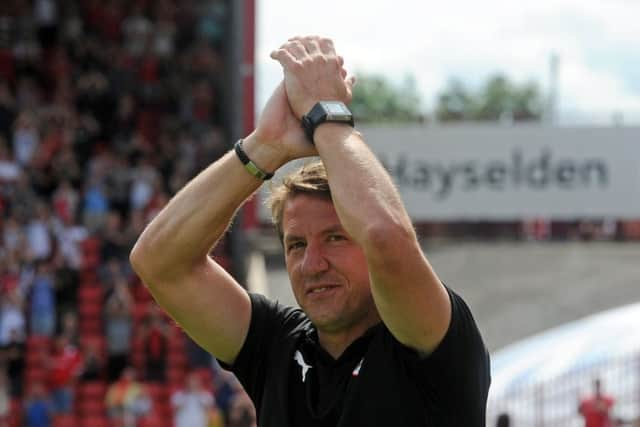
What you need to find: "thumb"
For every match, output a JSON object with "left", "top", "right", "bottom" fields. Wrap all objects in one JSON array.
[{"left": 346, "top": 74, "right": 357, "bottom": 91}]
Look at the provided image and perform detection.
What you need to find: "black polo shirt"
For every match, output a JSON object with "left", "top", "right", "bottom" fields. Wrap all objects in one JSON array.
[{"left": 223, "top": 288, "right": 490, "bottom": 427}]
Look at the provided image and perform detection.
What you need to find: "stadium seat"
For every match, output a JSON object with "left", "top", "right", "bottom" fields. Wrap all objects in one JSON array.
[
  {"left": 167, "top": 367, "right": 185, "bottom": 386},
  {"left": 79, "top": 302, "right": 102, "bottom": 319},
  {"left": 78, "top": 382, "right": 107, "bottom": 400},
  {"left": 167, "top": 351, "right": 186, "bottom": 369},
  {"left": 81, "top": 238, "right": 101, "bottom": 255},
  {"left": 53, "top": 414, "right": 78, "bottom": 427},
  {"left": 78, "top": 286, "right": 103, "bottom": 304},
  {"left": 78, "top": 399, "right": 106, "bottom": 417},
  {"left": 27, "top": 335, "right": 52, "bottom": 351},
  {"left": 78, "top": 416, "right": 110, "bottom": 427},
  {"left": 8, "top": 398, "right": 22, "bottom": 427}
]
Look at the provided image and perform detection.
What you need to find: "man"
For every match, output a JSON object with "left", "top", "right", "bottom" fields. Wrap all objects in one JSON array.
[
  {"left": 171, "top": 372, "right": 215, "bottom": 427},
  {"left": 130, "top": 35, "right": 490, "bottom": 426},
  {"left": 578, "top": 379, "right": 615, "bottom": 427}
]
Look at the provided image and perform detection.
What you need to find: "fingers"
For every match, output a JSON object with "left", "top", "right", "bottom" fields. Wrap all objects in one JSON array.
[
  {"left": 300, "top": 38, "right": 321, "bottom": 57},
  {"left": 270, "top": 48, "right": 299, "bottom": 69},
  {"left": 346, "top": 75, "right": 357, "bottom": 89},
  {"left": 287, "top": 35, "right": 337, "bottom": 57}
]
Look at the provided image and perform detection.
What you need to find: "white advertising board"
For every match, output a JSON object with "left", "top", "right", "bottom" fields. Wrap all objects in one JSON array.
[{"left": 258, "top": 126, "right": 640, "bottom": 221}]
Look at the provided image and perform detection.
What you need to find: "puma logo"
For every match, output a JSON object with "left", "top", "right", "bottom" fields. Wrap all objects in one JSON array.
[{"left": 294, "top": 350, "right": 312, "bottom": 383}]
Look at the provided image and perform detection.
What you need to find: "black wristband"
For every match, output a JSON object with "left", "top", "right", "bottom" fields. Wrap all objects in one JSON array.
[{"left": 234, "top": 139, "right": 274, "bottom": 180}]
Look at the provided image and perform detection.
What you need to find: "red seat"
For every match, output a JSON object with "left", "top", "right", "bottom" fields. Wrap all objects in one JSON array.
[
  {"left": 82, "top": 253, "right": 100, "bottom": 270},
  {"left": 8, "top": 398, "right": 22, "bottom": 427},
  {"left": 78, "top": 399, "right": 105, "bottom": 417},
  {"left": 78, "top": 416, "right": 110, "bottom": 427},
  {"left": 79, "top": 318, "right": 103, "bottom": 335},
  {"left": 25, "top": 367, "right": 48, "bottom": 383},
  {"left": 79, "top": 302, "right": 102, "bottom": 319},
  {"left": 78, "top": 286, "right": 103, "bottom": 304},
  {"left": 78, "top": 382, "right": 107, "bottom": 400},
  {"left": 167, "top": 367, "right": 185, "bottom": 385},
  {"left": 27, "top": 335, "right": 52, "bottom": 351},
  {"left": 81, "top": 238, "right": 101, "bottom": 254},
  {"left": 134, "top": 283, "right": 153, "bottom": 303},
  {"left": 133, "top": 303, "right": 149, "bottom": 324},
  {"left": 167, "top": 351, "right": 186, "bottom": 369},
  {"left": 53, "top": 414, "right": 78, "bottom": 427},
  {"left": 80, "top": 270, "right": 97, "bottom": 284},
  {"left": 144, "top": 383, "right": 167, "bottom": 403}
]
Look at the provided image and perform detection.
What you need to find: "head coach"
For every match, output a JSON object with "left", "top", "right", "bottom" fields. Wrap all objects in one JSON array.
[{"left": 130, "top": 35, "right": 491, "bottom": 426}]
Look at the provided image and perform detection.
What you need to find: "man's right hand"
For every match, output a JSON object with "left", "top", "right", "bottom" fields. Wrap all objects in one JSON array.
[{"left": 251, "top": 80, "right": 317, "bottom": 165}]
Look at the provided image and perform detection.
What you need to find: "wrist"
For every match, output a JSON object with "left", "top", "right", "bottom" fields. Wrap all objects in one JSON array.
[
  {"left": 241, "top": 132, "right": 289, "bottom": 174},
  {"left": 313, "top": 123, "right": 360, "bottom": 146}
]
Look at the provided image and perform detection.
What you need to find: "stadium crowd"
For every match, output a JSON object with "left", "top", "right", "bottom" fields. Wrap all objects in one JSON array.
[{"left": 0, "top": 0, "right": 255, "bottom": 426}]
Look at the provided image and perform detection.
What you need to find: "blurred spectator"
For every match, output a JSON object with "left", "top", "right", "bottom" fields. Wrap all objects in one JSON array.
[
  {"left": 12, "top": 111, "right": 39, "bottom": 168},
  {"left": 185, "top": 335, "right": 211, "bottom": 370},
  {"left": 121, "top": 4, "right": 152, "bottom": 58},
  {"left": 0, "top": 136, "right": 20, "bottom": 184},
  {"left": 129, "top": 156, "right": 161, "bottom": 212},
  {"left": 227, "top": 390, "right": 256, "bottom": 427},
  {"left": 100, "top": 211, "right": 129, "bottom": 264},
  {"left": 212, "top": 368, "right": 236, "bottom": 424},
  {"left": 139, "top": 304, "right": 168, "bottom": 383},
  {"left": 1, "top": 215, "right": 25, "bottom": 259},
  {"left": 82, "top": 178, "right": 109, "bottom": 233},
  {"left": 171, "top": 372, "right": 214, "bottom": 427},
  {"left": 105, "top": 366, "right": 150, "bottom": 427},
  {"left": 33, "top": 0, "right": 59, "bottom": 51},
  {"left": 51, "top": 180, "right": 79, "bottom": 226},
  {"left": 0, "top": 290, "right": 25, "bottom": 346},
  {"left": 47, "top": 334, "right": 83, "bottom": 414},
  {"left": 104, "top": 277, "right": 133, "bottom": 382},
  {"left": 57, "top": 311, "right": 79, "bottom": 346},
  {"left": 25, "top": 201, "right": 58, "bottom": 262},
  {"left": 28, "top": 261, "right": 56, "bottom": 337},
  {"left": 578, "top": 378, "right": 615, "bottom": 427},
  {"left": 496, "top": 413, "right": 511, "bottom": 427},
  {"left": 23, "top": 381, "right": 54, "bottom": 427},
  {"left": 0, "top": 369, "right": 9, "bottom": 426},
  {"left": 0, "top": 82, "right": 16, "bottom": 141},
  {"left": 0, "top": 328, "right": 26, "bottom": 397},
  {"left": 79, "top": 339, "right": 103, "bottom": 382}
]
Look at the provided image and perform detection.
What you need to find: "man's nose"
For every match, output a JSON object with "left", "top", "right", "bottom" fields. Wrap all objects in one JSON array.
[{"left": 300, "top": 242, "right": 329, "bottom": 276}]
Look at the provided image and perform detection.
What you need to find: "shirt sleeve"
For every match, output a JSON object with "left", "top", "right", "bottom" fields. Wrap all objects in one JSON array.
[
  {"left": 217, "top": 293, "right": 306, "bottom": 407},
  {"left": 395, "top": 287, "right": 491, "bottom": 416}
]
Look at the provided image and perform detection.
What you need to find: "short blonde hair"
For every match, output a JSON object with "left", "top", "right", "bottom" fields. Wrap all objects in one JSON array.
[{"left": 266, "top": 160, "right": 332, "bottom": 241}]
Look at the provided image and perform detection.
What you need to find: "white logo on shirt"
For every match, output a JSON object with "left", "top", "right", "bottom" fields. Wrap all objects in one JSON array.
[
  {"left": 352, "top": 358, "right": 364, "bottom": 376},
  {"left": 294, "top": 350, "right": 312, "bottom": 383}
]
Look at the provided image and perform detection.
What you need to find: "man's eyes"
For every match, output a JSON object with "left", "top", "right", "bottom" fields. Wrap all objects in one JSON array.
[{"left": 287, "top": 241, "right": 305, "bottom": 252}]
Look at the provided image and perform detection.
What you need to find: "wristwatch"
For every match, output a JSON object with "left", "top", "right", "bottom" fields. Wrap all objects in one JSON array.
[{"left": 301, "top": 101, "right": 354, "bottom": 143}]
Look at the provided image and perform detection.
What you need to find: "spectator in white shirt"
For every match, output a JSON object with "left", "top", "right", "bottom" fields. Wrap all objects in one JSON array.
[{"left": 171, "top": 372, "right": 214, "bottom": 427}]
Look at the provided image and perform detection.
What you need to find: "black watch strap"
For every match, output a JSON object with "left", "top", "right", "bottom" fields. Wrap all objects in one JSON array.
[
  {"left": 234, "top": 139, "right": 274, "bottom": 180},
  {"left": 301, "top": 101, "right": 354, "bottom": 144}
]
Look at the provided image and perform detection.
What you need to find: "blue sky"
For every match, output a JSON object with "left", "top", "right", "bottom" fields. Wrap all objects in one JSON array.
[{"left": 256, "top": 0, "right": 640, "bottom": 125}]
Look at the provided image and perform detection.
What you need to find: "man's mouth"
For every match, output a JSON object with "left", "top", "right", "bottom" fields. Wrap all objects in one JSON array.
[{"left": 306, "top": 285, "right": 339, "bottom": 295}]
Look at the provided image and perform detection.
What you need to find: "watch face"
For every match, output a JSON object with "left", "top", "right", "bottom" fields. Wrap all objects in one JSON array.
[
  {"left": 321, "top": 101, "right": 352, "bottom": 122},
  {"left": 323, "top": 101, "right": 350, "bottom": 115}
]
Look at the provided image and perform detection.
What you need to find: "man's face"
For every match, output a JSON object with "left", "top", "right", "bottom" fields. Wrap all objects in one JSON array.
[{"left": 282, "top": 194, "right": 377, "bottom": 333}]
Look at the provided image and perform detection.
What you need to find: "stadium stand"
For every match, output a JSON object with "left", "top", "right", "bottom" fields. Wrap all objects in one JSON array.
[{"left": 0, "top": 0, "right": 243, "bottom": 426}]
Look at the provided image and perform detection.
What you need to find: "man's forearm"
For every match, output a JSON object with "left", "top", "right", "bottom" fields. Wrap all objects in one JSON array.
[
  {"left": 313, "top": 124, "right": 415, "bottom": 246},
  {"left": 131, "top": 133, "right": 286, "bottom": 282}
]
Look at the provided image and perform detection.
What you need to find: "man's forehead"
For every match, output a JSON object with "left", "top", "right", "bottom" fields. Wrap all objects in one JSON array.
[{"left": 282, "top": 195, "right": 343, "bottom": 238}]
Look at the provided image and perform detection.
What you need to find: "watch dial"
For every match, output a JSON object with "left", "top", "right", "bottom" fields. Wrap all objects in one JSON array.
[{"left": 326, "top": 102, "right": 349, "bottom": 115}]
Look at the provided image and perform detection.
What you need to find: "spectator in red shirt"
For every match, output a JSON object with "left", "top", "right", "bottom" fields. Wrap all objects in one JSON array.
[
  {"left": 579, "top": 378, "right": 615, "bottom": 427},
  {"left": 47, "top": 334, "right": 83, "bottom": 414},
  {"left": 139, "top": 304, "right": 168, "bottom": 383}
]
